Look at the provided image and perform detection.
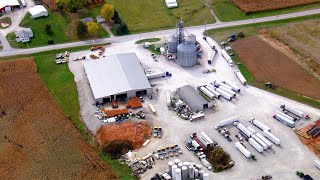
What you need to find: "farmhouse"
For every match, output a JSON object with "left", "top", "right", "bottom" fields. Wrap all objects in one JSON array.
[
  {"left": 0, "top": 0, "right": 25, "bottom": 13},
  {"left": 83, "top": 53, "right": 152, "bottom": 103},
  {"left": 177, "top": 85, "right": 208, "bottom": 112},
  {"left": 15, "top": 28, "right": 33, "bottom": 42},
  {"left": 28, "top": 5, "right": 48, "bottom": 19}
]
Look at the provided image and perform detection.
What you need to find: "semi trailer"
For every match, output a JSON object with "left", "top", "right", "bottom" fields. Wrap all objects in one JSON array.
[
  {"left": 214, "top": 116, "right": 239, "bottom": 129},
  {"left": 276, "top": 110, "right": 295, "bottom": 122},
  {"left": 263, "top": 130, "right": 280, "bottom": 145},
  {"left": 205, "top": 86, "right": 221, "bottom": 99},
  {"left": 212, "top": 80, "right": 233, "bottom": 90},
  {"left": 146, "top": 72, "right": 166, "bottom": 79},
  {"left": 218, "top": 85, "right": 236, "bottom": 97},
  {"left": 234, "top": 70, "right": 247, "bottom": 85},
  {"left": 307, "top": 125, "right": 319, "bottom": 135},
  {"left": 249, "top": 138, "right": 264, "bottom": 153},
  {"left": 280, "top": 104, "right": 305, "bottom": 118},
  {"left": 251, "top": 134, "right": 268, "bottom": 150},
  {"left": 199, "top": 86, "right": 216, "bottom": 100},
  {"left": 222, "top": 80, "right": 241, "bottom": 93},
  {"left": 234, "top": 122, "right": 253, "bottom": 138},
  {"left": 256, "top": 133, "right": 272, "bottom": 149},
  {"left": 273, "top": 113, "right": 295, "bottom": 128},
  {"left": 166, "top": 91, "right": 172, "bottom": 109},
  {"left": 235, "top": 142, "right": 251, "bottom": 158},
  {"left": 246, "top": 126, "right": 256, "bottom": 133},
  {"left": 221, "top": 50, "right": 234, "bottom": 67},
  {"left": 215, "top": 87, "right": 233, "bottom": 101},
  {"left": 249, "top": 118, "right": 271, "bottom": 132}
]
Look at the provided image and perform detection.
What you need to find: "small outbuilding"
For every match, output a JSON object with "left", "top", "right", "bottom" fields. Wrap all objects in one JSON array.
[
  {"left": 96, "top": 15, "right": 105, "bottom": 23},
  {"left": 28, "top": 5, "right": 48, "bottom": 18},
  {"left": 83, "top": 53, "right": 152, "bottom": 104},
  {"left": 165, "top": 0, "right": 178, "bottom": 8},
  {"left": 15, "top": 28, "right": 33, "bottom": 43},
  {"left": 80, "top": 17, "right": 94, "bottom": 24},
  {"left": 177, "top": 85, "right": 208, "bottom": 112}
]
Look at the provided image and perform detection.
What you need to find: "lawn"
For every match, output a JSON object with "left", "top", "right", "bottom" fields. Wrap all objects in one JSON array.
[
  {"left": 135, "top": 38, "right": 160, "bottom": 44},
  {"left": 207, "top": 14, "right": 320, "bottom": 108},
  {"left": 210, "top": 0, "right": 320, "bottom": 22},
  {"left": 106, "top": 0, "right": 215, "bottom": 33},
  {"left": 0, "top": 16, "right": 12, "bottom": 29},
  {"left": 7, "top": 8, "right": 109, "bottom": 48}
]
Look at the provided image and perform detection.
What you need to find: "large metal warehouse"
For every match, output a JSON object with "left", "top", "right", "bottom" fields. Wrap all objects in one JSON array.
[
  {"left": 177, "top": 85, "right": 208, "bottom": 112},
  {"left": 83, "top": 53, "right": 152, "bottom": 103}
]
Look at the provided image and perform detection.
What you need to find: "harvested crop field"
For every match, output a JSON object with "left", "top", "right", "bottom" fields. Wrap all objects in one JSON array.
[
  {"left": 96, "top": 122, "right": 151, "bottom": 149},
  {"left": 230, "top": 0, "right": 320, "bottom": 13},
  {"left": 232, "top": 36, "right": 320, "bottom": 100},
  {"left": 0, "top": 58, "right": 118, "bottom": 179}
]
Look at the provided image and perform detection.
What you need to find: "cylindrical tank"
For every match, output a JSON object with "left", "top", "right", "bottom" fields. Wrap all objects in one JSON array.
[
  {"left": 175, "top": 168, "right": 182, "bottom": 180},
  {"left": 194, "top": 169, "right": 199, "bottom": 178},
  {"left": 168, "top": 35, "right": 178, "bottom": 53},
  {"left": 186, "top": 34, "right": 196, "bottom": 44},
  {"left": 168, "top": 162, "right": 174, "bottom": 176},
  {"left": 199, "top": 170, "right": 205, "bottom": 179},
  {"left": 182, "top": 166, "right": 188, "bottom": 180},
  {"left": 203, "top": 173, "right": 209, "bottom": 180},
  {"left": 177, "top": 42, "right": 197, "bottom": 67},
  {"left": 178, "top": 162, "right": 183, "bottom": 169},
  {"left": 189, "top": 165, "right": 195, "bottom": 179},
  {"left": 174, "top": 159, "right": 180, "bottom": 165},
  {"left": 172, "top": 165, "right": 178, "bottom": 180}
]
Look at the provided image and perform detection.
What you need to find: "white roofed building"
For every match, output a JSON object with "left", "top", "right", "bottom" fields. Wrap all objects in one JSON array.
[
  {"left": 0, "top": 0, "right": 25, "bottom": 13},
  {"left": 83, "top": 53, "right": 152, "bottom": 103},
  {"left": 28, "top": 5, "right": 48, "bottom": 18},
  {"left": 165, "top": 0, "right": 178, "bottom": 8}
]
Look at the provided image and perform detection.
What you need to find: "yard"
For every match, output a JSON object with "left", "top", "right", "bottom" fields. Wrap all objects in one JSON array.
[
  {"left": 210, "top": 0, "right": 320, "bottom": 21},
  {"left": 106, "top": 0, "right": 215, "bottom": 33},
  {"left": 7, "top": 8, "right": 109, "bottom": 48}
]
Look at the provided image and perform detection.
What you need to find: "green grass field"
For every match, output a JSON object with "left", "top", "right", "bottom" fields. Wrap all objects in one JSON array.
[
  {"left": 207, "top": 14, "right": 320, "bottom": 108},
  {"left": 7, "top": 8, "right": 109, "bottom": 48},
  {"left": 106, "top": 0, "right": 215, "bottom": 33},
  {"left": 210, "top": 0, "right": 320, "bottom": 22}
]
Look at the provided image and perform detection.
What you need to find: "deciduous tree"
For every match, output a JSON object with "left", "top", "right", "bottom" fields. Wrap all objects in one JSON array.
[
  {"left": 86, "top": 21, "right": 99, "bottom": 36},
  {"left": 100, "top": 3, "right": 114, "bottom": 22}
]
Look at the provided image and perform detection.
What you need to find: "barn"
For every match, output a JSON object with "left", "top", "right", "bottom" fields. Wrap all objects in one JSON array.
[
  {"left": 177, "top": 85, "right": 209, "bottom": 112},
  {"left": 83, "top": 53, "right": 152, "bottom": 104},
  {"left": 0, "top": 0, "right": 25, "bottom": 13}
]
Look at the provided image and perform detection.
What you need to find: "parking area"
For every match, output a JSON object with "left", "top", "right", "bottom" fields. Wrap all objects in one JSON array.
[{"left": 67, "top": 30, "right": 320, "bottom": 179}]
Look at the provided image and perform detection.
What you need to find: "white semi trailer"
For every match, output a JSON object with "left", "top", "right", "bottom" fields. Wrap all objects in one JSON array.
[
  {"left": 249, "top": 118, "right": 271, "bottom": 132},
  {"left": 222, "top": 80, "right": 241, "bottom": 93},
  {"left": 215, "top": 87, "right": 232, "bottom": 101},
  {"left": 256, "top": 133, "right": 272, "bottom": 149},
  {"left": 251, "top": 134, "right": 268, "bottom": 150},
  {"left": 221, "top": 50, "right": 234, "bottom": 67},
  {"left": 246, "top": 126, "right": 256, "bottom": 133},
  {"left": 234, "top": 70, "right": 247, "bottom": 85},
  {"left": 235, "top": 142, "right": 251, "bottom": 158},
  {"left": 234, "top": 122, "right": 253, "bottom": 138},
  {"left": 199, "top": 86, "right": 216, "bottom": 100},
  {"left": 249, "top": 138, "right": 264, "bottom": 153},
  {"left": 205, "top": 86, "right": 220, "bottom": 99},
  {"left": 146, "top": 72, "right": 166, "bottom": 79},
  {"left": 280, "top": 104, "right": 305, "bottom": 118},
  {"left": 276, "top": 110, "right": 295, "bottom": 122},
  {"left": 273, "top": 113, "right": 295, "bottom": 128},
  {"left": 263, "top": 130, "right": 280, "bottom": 145},
  {"left": 214, "top": 116, "right": 239, "bottom": 129},
  {"left": 166, "top": 91, "right": 171, "bottom": 109},
  {"left": 218, "top": 85, "right": 236, "bottom": 97},
  {"left": 213, "top": 80, "right": 233, "bottom": 90}
]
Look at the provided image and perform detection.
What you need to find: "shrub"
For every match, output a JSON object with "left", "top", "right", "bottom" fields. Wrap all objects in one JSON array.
[
  {"left": 76, "top": 21, "right": 88, "bottom": 38},
  {"left": 113, "top": 22, "right": 128, "bottom": 35},
  {"left": 102, "top": 140, "right": 133, "bottom": 159},
  {"left": 48, "top": 39, "right": 54, "bottom": 44},
  {"left": 112, "top": 10, "right": 121, "bottom": 24},
  {"left": 45, "top": 24, "right": 53, "bottom": 36}
]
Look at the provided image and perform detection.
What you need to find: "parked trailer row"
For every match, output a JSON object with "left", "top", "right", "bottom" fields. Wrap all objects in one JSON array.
[
  {"left": 249, "top": 138, "right": 264, "bottom": 153},
  {"left": 249, "top": 118, "right": 271, "bottom": 132},
  {"left": 273, "top": 113, "right": 295, "bottom": 128},
  {"left": 256, "top": 133, "right": 272, "bottom": 149},
  {"left": 215, "top": 87, "right": 232, "bottom": 101},
  {"left": 195, "top": 132, "right": 214, "bottom": 148},
  {"left": 234, "top": 70, "right": 247, "bottom": 86},
  {"left": 214, "top": 116, "right": 239, "bottom": 129},
  {"left": 222, "top": 80, "right": 241, "bottom": 93},
  {"left": 246, "top": 124, "right": 271, "bottom": 150},
  {"left": 280, "top": 104, "right": 304, "bottom": 118},
  {"left": 205, "top": 86, "right": 220, "bottom": 99},
  {"left": 276, "top": 110, "right": 295, "bottom": 122},
  {"left": 235, "top": 142, "right": 251, "bottom": 158},
  {"left": 199, "top": 86, "right": 216, "bottom": 100},
  {"left": 213, "top": 80, "right": 233, "bottom": 91},
  {"left": 263, "top": 130, "right": 280, "bottom": 145}
]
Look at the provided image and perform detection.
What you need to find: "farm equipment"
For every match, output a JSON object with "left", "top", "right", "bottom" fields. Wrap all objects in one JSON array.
[
  {"left": 91, "top": 46, "right": 103, "bottom": 51},
  {"left": 90, "top": 54, "right": 99, "bottom": 59}
]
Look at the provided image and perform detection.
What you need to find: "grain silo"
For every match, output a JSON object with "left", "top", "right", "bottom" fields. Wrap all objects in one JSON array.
[
  {"left": 168, "top": 35, "right": 178, "bottom": 53},
  {"left": 177, "top": 41, "right": 197, "bottom": 67}
]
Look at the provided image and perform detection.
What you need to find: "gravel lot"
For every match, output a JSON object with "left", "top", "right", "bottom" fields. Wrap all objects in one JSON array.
[{"left": 68, "top": 30, "right": 320, "bottom": 179}]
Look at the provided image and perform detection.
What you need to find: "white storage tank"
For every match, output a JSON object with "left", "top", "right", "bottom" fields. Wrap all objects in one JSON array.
[
  {"left": 203, "top": 173, "right": 209, "bottom": 180},
  {"left": 175, "top": 168, "right": 182, "bottom": 180},
  {"left": 177, "top": 41, "right": 197, "bottom": 67},
  {"left": 168, "top": 35, "right": 178, "bottom": 53},
  {"left": 182, "top": 166, "right": 188, "bottom": 180}
]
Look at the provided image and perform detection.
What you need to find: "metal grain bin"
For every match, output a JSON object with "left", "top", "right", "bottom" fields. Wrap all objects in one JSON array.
[
  {"left": 168, "top": 35, "right": 178, "bottom": 53},
  {"left": 177, "top": 42, "right": 197, "bottom": 67}
]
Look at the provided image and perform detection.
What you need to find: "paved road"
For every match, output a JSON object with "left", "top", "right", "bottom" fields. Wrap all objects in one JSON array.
[{"left": 1, "top": 8, "right": 320, "bottom": 57}]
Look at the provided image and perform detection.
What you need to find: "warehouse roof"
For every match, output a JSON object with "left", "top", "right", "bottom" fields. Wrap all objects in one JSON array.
[
  {"left": 0, "top": 0, "right": 20, "bottom": 9},
  {"left": 177, "top": 85, "right": 207, "bottom": 112},
  {"left": 83, "top": 53, "right": 151, "bottom": 100}
]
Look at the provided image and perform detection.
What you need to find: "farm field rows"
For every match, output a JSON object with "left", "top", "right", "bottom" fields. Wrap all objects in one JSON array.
[
  {"left": 230, "top": 0, "right": 320, "bottom": 13},
  {"left": 0, "top": 58, "right": 118, "bottom": 179},
  {"left": 106, "top": 0, "right": 215, "bottom": 33},
  {"left": 231, "top": 36, "right": 320, "bottom": 100}
]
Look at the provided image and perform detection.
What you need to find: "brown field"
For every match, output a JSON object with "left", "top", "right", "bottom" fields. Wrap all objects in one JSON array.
[
  {"left": 0, "top": 58, "right": 118, "bottom": 179},
  {"left": 231, "top": 0, "right": 320, "bottom": 13},
  {"left": 96, "top": 122, "right": 151, "bottom": 149},
  {"left": 232, "top": 36, "right": 320, "bottom": 100},
  {"left": 264, "top": 19, "right": 320, "bottom": 75}
]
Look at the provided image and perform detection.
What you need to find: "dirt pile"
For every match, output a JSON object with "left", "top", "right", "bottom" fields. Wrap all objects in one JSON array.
[
  {"left": 96, "top": 122, "right": 151, "bottom": 149},
  {"left": 231, "top": 0, "right": 320, "bottom": 13},
  {"left": 232, "top": 36, "right": 320, "bottom": 100},
  {"left": 0, "top": 58, "right": 118, "bottom": 179}
]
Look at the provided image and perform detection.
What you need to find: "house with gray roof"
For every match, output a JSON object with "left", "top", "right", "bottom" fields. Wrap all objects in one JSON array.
[{"left": 15, "top": 28, "right": 33, "bottom": 43}]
